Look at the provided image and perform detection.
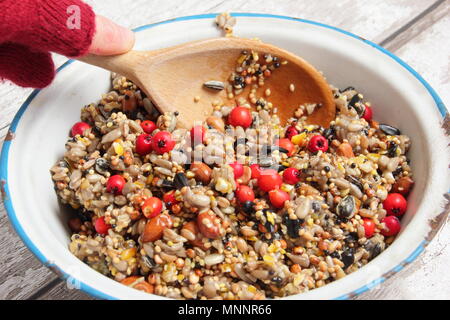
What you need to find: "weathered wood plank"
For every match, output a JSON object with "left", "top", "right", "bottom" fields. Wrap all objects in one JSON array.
[
  {"left": 0, "top": 210, "right": 59, "bottom": 299},
  {"left": 0, "top": 0, "right": 444, "bottom": 300},
  {"left": 388, "top": 9, "right": 450, "bottom": 110},
  {"left": 35, "top": 279, "right": 94, "bottom": 300},
  {"left": 381, "top": 0, "right": 449, "bottom": 52}
]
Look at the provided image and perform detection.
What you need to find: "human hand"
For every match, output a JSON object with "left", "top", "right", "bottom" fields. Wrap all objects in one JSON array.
[
  {"left": 0, "top": 0, "right": 135, "bottom": 88},
  {"left": 88, "top": 15, "right": 135, "bottom": 56}
]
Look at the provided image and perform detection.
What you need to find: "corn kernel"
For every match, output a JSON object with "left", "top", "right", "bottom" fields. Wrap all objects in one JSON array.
[
  {"left": 121, "top": 247, "right": 136, "bottom": 260},
  {"left": 248, "top": 285, "right": 257, "bottom": 293},
  {"left": 113, "top": 139, "right": 124, "bottom": 156}
]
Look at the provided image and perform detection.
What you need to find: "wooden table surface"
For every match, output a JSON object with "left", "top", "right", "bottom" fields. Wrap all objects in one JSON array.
[{"left": 0, "top": 0, "right": 449, "bottom": 300}]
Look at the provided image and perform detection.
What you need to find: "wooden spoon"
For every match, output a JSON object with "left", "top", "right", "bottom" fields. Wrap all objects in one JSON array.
[{"left": 79, "top": 37, "right": 335, "bottom": 128}]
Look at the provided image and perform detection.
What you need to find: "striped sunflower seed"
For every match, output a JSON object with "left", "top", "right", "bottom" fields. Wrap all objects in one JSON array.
[{"left": 203, "top": 81, "right": 225, "bottom": 91}]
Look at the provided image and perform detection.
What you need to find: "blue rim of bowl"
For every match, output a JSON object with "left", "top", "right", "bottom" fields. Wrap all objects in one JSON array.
[{"left": 0, "top": 13, "right": 448, "bottom": 301}]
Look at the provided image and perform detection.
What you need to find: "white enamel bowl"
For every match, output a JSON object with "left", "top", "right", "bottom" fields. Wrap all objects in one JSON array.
[{"left": 1, "top": 13, "right": 449, "bottom": 300}]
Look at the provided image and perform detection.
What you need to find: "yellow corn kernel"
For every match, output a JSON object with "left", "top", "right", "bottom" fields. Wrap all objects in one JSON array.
[
  {"left": 281, "top": 184, "right": 294, "bottom": 193},
  {"left": 266, "top": 212, "right": 275, "bottom": 225},
  {"left": 145, "top": 174, "right": 154, "bottom": 185},
  {"left": 215, "top": 177, "right": 231, "bottom": 193},
  {"left": 248, "top": 285, "right": 257, "bottom": 293},
  {"left": 77, "top": 136, "right": 89, "bottom": 144},
  {"left": 134, "top": 181, "right": 145, "bottom": 189},
  {"left": 268, "top": 244, "right": 277, "bottom": 254},
  {"left": 237, "top": 54, "right": 247, "bottom": 64},
  {"left": 121, "top": 247, "right": 137, "bottom": 260},
  {"left": 355, "top": 155, "right": 366, "bottom": 164},
  {"left": 113, "top": 140, "right": 124, "bottom": 156},
  {"left": 291, "top": 132, "right": 307, "bottom": 145},
  {"left": 367, "top": 153, "right": 380, "bottom": 162},
  {"left": 263, "top": 254, "right": 274, "bottom": 263}
]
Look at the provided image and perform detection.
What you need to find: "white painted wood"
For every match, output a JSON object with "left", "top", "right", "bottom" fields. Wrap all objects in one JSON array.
[{"left": 0, "top": 0, "right": 447, "bottom": 300}]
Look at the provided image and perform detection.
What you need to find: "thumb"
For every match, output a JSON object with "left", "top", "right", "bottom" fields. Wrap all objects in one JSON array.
[{"left": 88, "top": 15, "right": 135, "bottom": 55}]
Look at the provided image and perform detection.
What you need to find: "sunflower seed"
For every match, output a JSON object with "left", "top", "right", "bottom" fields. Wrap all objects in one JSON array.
[
  {"left": 379, "top": 124, "right": 401, "bottom": 135},
  {"left": 174, "top": 172, "right": 189, "bottom": 189},
  {"left": 203, "top": 81, "right": 225, "bottom": 91}
]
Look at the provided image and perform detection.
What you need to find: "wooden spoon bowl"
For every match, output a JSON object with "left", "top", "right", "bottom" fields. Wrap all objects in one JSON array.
[{"left": 79, "top": 37, "right": 335, "bottom": 128}]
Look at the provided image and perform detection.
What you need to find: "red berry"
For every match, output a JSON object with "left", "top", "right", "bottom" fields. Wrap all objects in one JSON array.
[
  {"left": 151, "top": 131, "right": 176, "bottom": 154},
  {"left": 141, "top": 197, "right": 163, "bottom": 219},
  {"left": 257, "top": 169, "right": 282, "bottom": 192},
  {"left": 250, "top": 164, "right": 262, "bottom": 179},
  {"left": 163, "top": 190, "right": 179, "bottom": 207},
  {"left": 362, "top": 218, "right": 376, "bottom": 238},
  {"left": 276, "top": 138, "right": 295, "bottom": 156},
  {"left": 106, "top": 175, "right": 126, "bottom": 195},
  {"left": 381, "top": 216, "right": 401, "bottom": 236},
  {"left": 236, "top": 185, "right": 255, "bottom": 203},
  {"left": 228, "top": 106, "right": 252, "bottom": 128},
  {"left": 229, "top": 161, "right": 244, "bottom": 178},
  {"left": 94, "top": 216, "right": 111, "bottom": 235},
  {"left": 269, "top": 189, "right": 290, "bottom": 208},
  {"left": 190, "top": 125, "right": 206, "bottom": 145},
  {"left": 383, "top": 193, "right": 407, "bottom": 217},
  {"left": 362, "top": 105, "right": 373, "bottom": 121},
  {"left": 71, "top": 122, "right": 91, "bottom": 137},
  {"left": 140, "top": 120, "right": 157, "bottom": 134},
  {"left": 285, "top": 125, "right": 299, "bottom": 140},
  {"left": 283, "top": 167, "right": 301, "bottom": 185},
  {"left": 135, "top": 133, "right": 153, "bottom": 156},
  {"left": 307, "top": 135, "right": 329, "bottom": 153}
]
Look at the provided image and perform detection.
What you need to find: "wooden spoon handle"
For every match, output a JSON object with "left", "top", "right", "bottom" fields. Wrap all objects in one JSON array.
[{"left": 77, "top": 51, "right": 148, "bottom": 80}]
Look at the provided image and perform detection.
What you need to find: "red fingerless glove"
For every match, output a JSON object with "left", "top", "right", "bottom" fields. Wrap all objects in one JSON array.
[{"left": 0, "top": 0, "right": 96, "bottom": 88}]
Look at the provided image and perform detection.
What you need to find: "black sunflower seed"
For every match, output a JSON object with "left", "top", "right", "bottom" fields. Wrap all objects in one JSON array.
[
  {"left": 264, "top": 221, "right": 275, "bottom": 233},
  {"left": 348, "top": 94, "right": 361, "bottom": 108},
  {"left": 345, "top": 175, "right": 364, "bottom": 192},
  {"left": 275, "top": 164, "right": 288, "bottom": 172},
  {"left": 283, "top": 215, "right": 302, "bottom": 238},
  {"left": 392, "top": 166, "right": 403, "bottom": 177},
  {"left": 241, "top": 201, "right": 255, "bottom": 214},
  {"left": 337, "top": 196, "right": 356, "bottom": 218},
  {"left": 261, "top": 145, "right": 287, "bottom": 154},
  {"left": 341, "top": 249, "right": 355, "bottom": 269},
  {"left": 387, "top": 141, "right": 398, "bottom": 157},
  {"left": 143, "top": 256, "right": 156, "bottom": 268},
  {"left": 340, "top": 86, "right": 355, "bottom": 93},
  {"left": 161, "top": 179, "right": 174, "bottom": 188},
  {"left": 95, "top": 158, "right": 110, "bottom": 175},
  {"left": 348, "top": 94, "right": 364, "bottom": 116},
  {"left": 323, "top": 126, "right": 336, "bottom": 141},
  {"left": 379, "top": 124, "right": 401, "bottom": 135},
  {"left": 174, "top": 172, "right": 189, "bottom": 189}
]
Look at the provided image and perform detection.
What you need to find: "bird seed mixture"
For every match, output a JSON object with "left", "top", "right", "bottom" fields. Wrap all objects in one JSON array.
[{"left": 50, "top": 17, "right": 414, "bottom": 300}]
